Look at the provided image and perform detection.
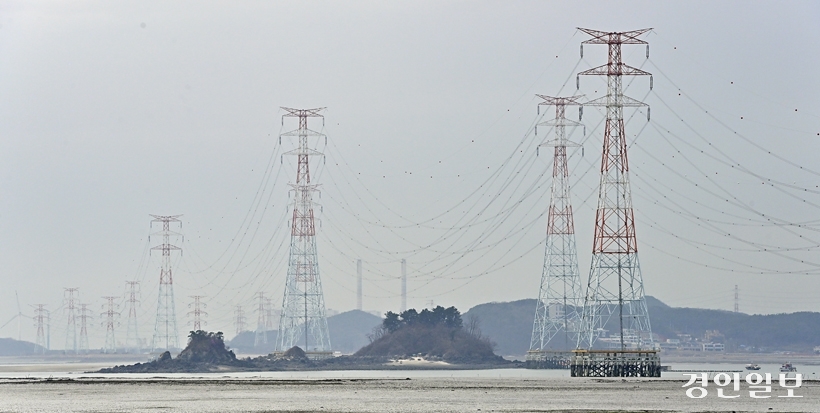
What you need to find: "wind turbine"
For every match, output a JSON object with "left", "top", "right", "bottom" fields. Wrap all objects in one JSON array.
[{"left": 0, "top": 292, "right": 26, "bottom": 340}]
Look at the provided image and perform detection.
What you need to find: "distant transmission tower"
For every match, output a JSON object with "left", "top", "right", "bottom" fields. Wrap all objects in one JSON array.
[
  {"left": 63, "top": 288, "right": 79, "bottom": 354},
  {"left": 125, "top": 281, "right": 141, "bottom": 353},
  {"left": 529, "top": 95, "right": 585, "bottom": 354},
  {"left": 254, "top": 292, "right": 267, "bottom": 346},
  {"left": 275, "top": 107, "right": 332, "bottom": 354},
  {"left": 356, "top": 259, "right": 363, "bottom": 311},
  {"left": 734, "top": 285, "right": 739, "bottom": 313},
  {"left": 264, "top": 298, "right": 276, "bottom": 331},
  {"left": 187, "top": 295, "right": 207, "bottom": 331},
  {"left": 401, "top": 259, "right": 407, "bottom": 312},
  {"left": 150, "top": 214, "right": 183, "bottom": 351},
  {"left": 234, "top": 305, "right": 247, "bottom": 336},
  {"left": 78, "top": 303, "right": 91, "bottom": 354},
  {"left": 101, "top": 296, "right": 120, "bottom": 353},
  {"left": 576, "top": 28, "right": 655, "bottom": 351},
  {"left": 32, "top": 304, "right": 47, "bottom": 353}
]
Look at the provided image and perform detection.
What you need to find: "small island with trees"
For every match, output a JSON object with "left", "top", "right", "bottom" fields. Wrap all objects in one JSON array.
[{"left": 100, "top": 306, "right": 510, "bottom": 373}]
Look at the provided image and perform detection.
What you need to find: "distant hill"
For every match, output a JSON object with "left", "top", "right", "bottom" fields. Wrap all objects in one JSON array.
[
  {"left": 462, "top": 297, "right": 820, "bottom": 355},
  {"left": 229, "top": 310, "right": 382, "bottom": 355},
  {"left": 0, "top": 338, "right": 45, "bottom": 356},
  {"left": 462, "top": 299, "right": 536, "bottom": 356},
  {"left": 327, "top": 310, "right": 382, "bottom": 353},
  {"left": 645, "top": 297, "right": 820, "bottom": 352}
]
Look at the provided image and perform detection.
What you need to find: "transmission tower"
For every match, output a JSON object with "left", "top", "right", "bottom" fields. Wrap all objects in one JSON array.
[
  {"left": 576, "top": 28, "right": 655, "bottom": 351},
  {"left": 32, "top": 304, "right": 47, "bottom": 353},
  {"left": 275, "top": 107, "right": 332, "bottom": 354},
  {"left": 124, "top": 281, "right": 141, "bottom": 353},
  {"left": 356, "top": 259, "right": 362, "bottom": 311},
  {"left": 63, "top": 288, "right": 79, "bottom": 354},
  {"left": 101, "top": 296, "right": 120, "bottom": 353},
  {"left": 401, "top": 259, "right": 407, "bottom": 312},
  {"left": 529, "top": 95, "right": 585, "bottom": 353},
  {"left": 234, "top": 305, "right": 247, "bottom": 336},
  {"left": 734, "top": 285, "right": 739, "bottom": 313},
  {"left": 254, "top": 292, "right": 267, "bottom": 346},
  {"left": 149, "top": 214, "right": 183, "bottom": 351},
  {"left": 187, "top": 296, "right": 207, "bottom": 331},
  {"left": 78, "top": 303, "right": 91, "bottom": 354},
  {"left": 264, "top": 298, "right": 276, "bottom": 331}
]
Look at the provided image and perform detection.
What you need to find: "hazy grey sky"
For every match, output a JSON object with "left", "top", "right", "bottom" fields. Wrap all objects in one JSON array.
[{"left": 1, "top": 1, "right": 819, "bottom": 348}]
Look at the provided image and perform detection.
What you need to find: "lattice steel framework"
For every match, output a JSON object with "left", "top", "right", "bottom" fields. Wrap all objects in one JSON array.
[
  {"left": 254, "top": 292, "right": 267, "bottom": 346},
  {"left": 78, "top": 303, "right": 91, "bottom": 354},
  {"left": 187, "top": 295, "right": 207, "bottom": 331},
  {"left": 63, "top": 288, "right": 79, "bottom": 354},
  {"left": 125, "top": 281, "right": 141, "bottom": 353},
  {"left": 235, "top": 305, "right": 247, "bottom": 336},
  {"left": 276, "top": 107, "right": 332, "bottom": 353},
  {"left": 32, "top": 304, "right": 48, "bottom": 353},
  {"left": 150, "top": 215, "right": 183, "bottom": 351},
  {"left": 530, "top": 95, "right": 585, "bottom": 352},
  {"left": 101, "top": 296, "right": 119, "bottom": 353},
  {"left": 576, "top": 28, "right": 655, "bottom": 351}
]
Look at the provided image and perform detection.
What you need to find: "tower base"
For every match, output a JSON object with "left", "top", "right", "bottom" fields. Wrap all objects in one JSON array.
[
  {"left": 570, "top": 350, "right": 661, "bottom": 377},
  {"left": 525, "top": 350, "right": 572, "bottom": 369}
]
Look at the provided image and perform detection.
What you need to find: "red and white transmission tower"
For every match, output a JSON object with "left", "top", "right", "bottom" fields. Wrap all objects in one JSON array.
[
  {"left": 576, "top": 28, "right": 655, "bottom": 351},
  {"left": 275, "top": 107, "right": 332, "bottom": 354},
  {"left": 32, "top": 304, "right": 48, "bottom": 353},
  {"left": 234, "top": 305, "right": 247, "bottom": 336},
  {"left": 78, "top": 303, "right": 91, "bottom": 354},
  {"left": 529, "top": 95, "right": 585, "bottom": 354},
  {"left": 125, "top": 281, "right": 141, "bottom": 353},
  {"left": 63, "top": 287, "right": 79, "bottom": 354},
  {"left": 187, "top": 295, "right": 207, "bottom": 331},
  {"left": 149, "top": 214, "right": 183, "bottom": 351},
  {"left": 254, "top": 292, "right": 267, "bottom": 346},
  {"left": 101, "top": 296, "right": 120, "bottom": 353}
]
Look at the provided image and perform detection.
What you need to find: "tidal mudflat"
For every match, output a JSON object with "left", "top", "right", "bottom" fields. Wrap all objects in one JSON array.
[{"left": 0, "top": 375, "right": 817, "bottom": 412}]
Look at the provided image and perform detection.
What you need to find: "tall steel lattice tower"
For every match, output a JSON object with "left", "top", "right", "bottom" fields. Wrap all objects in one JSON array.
[
  {"left": 576, "top": 28, "right": 655, "bottom": 351},
  {"left": 275, "top": 107, "right": 332, "bottom": 354},
  {"left": 125, "top": 281, "right": 141, "bottom": 353},
  {"left": 254, "top": 292, "right": 267, "bottom": 346},
  {"left": 101, "top": 296, "right": 120, "bottom": 353},
  {"left": 234, "top": 305, "right": 247, "bottom": 336},
  {"left": 150, "top": 214, "right": 183, "bottom": 351},
  {"left": 64, "top": 288, "right": 79, "bottom": 354},
  {"left": 529, "top": 95, "right": 585, "bottom": 353},
  {"left": 187, "top": 295, "right": 207, "bottom": 331},
  {"left": 32, "top": 304, "right": 48, "bottom": 353},
  {"left": 78, "top": 303, "right": 91, "bottom": 354}
]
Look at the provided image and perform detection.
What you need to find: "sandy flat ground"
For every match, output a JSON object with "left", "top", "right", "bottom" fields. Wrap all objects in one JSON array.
[{"left": 0, "top": 376, "right": 817, "bottom": 413}]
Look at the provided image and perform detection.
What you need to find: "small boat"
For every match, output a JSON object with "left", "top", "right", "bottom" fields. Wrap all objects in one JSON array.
[
  {"left": 745, "top": 363, "right": 761, "bottom": 370},
  {"left": 780, "top": 362, "right": 797, "bottom": 372}
]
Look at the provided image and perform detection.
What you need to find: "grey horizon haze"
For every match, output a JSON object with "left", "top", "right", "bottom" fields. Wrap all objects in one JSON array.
[{"left": 1, "top": 1, "right": 819, "bottom": 350}]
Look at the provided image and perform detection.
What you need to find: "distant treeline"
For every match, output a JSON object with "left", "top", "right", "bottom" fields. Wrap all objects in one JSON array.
[{"left": 382, "top": 306, "right": 463, "bottom": 333}]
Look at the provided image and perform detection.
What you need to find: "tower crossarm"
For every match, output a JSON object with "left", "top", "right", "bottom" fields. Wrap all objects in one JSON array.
[
  {"left": 281, "top": 128, "right": 325, "bottom": 138},
  {"left": 583, "top": 94, "right": 648, "bottom": 108},
  {"left": 578, "top": 28, "right": 651, "bottom": 45},
  {"left": 281, "top": 107, "right": 326, "bottom": 119},
  {"left": 578, "top": 63, "right": 652, "bottom": 78},
  {"left": 538, "top": 118, "right": 584, "bottom": 128},
  {"left": 283, "top": 147, "right": 324, "bottom": 157}
]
